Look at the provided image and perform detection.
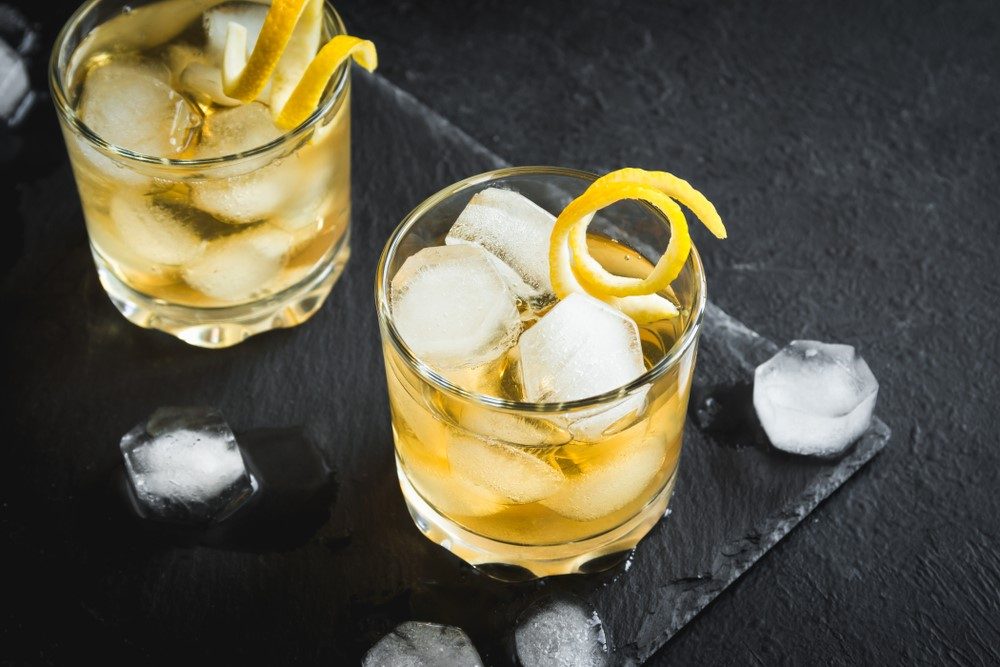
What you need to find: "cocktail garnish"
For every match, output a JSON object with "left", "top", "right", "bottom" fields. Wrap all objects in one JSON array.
[
  {"left": 549, "top": 168, "right": 727, "bottom": 323},
  {"left": 222, "top": 0, "right": 376, "bottom": 130}
]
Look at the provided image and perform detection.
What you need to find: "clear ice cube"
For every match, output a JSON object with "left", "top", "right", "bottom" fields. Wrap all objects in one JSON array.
[
  {"left": 182, "top": 228, "right": 292, "bottom": 302},
  {"left": 188, "top": 104, "right": 289, "bottom": 223},
  {"left": 203, "top": 2, "right": 267, "bottom": 60},
  {"left": 518, "top": 293, "right": 647, "bottom": 438},
  {"left": 0, "top": 37, "right": 32, "bottom": 125},
  {"left": 753, "top": 340, "right": 879, "bottom": 456},
  {"left": 542, "top": 441, "right": 666, "bottom": 521},
  {"left": 363, "top": 621, "right": 484, "bottom": 667},
  {"left": 390, "top": 245, "right": 522, "bottom": 370},
  {"left": 410, "top": 465, "right": 505, "bottom": 518},
  {"left": 448, "top": 434, "right": 564, "bottom": 505},
  {"left": 195, "top": 102, "right": 282, "bottom": 159},
  {"left": 514, "top": 596, "right": 610, "bottom": 667},
  {"left": 445, "top": 187, "right": 557, "bottom": 306},
  {"left": 120, "top": 407, "right": 256, "bottom": 523},
  {"left": 109, "top": 191, "right": 205, "bottom": 265},
  {"left": 78, "top": 61, "right": 201, "bottom": 158}
]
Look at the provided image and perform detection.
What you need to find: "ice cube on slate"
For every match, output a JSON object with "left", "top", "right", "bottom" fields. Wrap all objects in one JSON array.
[
  {"left": 519, "top": 292, "right": 647, "bottom": 438},
  {"left": 514, "top": 596, "right": 610, "bottom": 667},
  {"left": 120, "top": 407, "right": 257, "bottom": 523},
  {"left": 363, "top": 621, "right": 484, "bottom": 667},
  {"left": 390, "top": 244, "right": 521, "bottom": 370},
  {"left": 0, "top": 37, "right": 32, "bottom": 125},
  {"left": 446, "top": 187, "right": 557, "bottom": 307},
  {"left": 753, "top": 340, "right": 879, "bottom": 456}
]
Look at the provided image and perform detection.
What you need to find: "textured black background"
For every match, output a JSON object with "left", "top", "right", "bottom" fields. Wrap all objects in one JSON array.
[{"left": 3, "top": 0, "right": 999, "bottom": 664}]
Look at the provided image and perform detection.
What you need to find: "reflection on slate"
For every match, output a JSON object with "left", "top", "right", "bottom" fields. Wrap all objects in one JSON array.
[{"left": 2, "top": 72, "right": 890, "bottom": 664}]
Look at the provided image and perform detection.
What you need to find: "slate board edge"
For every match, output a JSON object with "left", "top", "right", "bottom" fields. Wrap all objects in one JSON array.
[
  {"left": 640, "top": 419, "right": 891, "bottom": 660},
  {"left": 359, "top": 73, "right": 894, "bottom": 661}
]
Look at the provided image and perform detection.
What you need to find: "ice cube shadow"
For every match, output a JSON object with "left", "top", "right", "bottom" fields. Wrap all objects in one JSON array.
[{"left": 115, "top": 426, "right": 338, "bottom": 552}]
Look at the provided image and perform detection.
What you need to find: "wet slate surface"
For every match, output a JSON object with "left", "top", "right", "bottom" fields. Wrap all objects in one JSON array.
[
  {"left": 3, "top": 0, "right": 998, "bottom": 664},
  {"left": 3, "top": 69, "right": 890, "bottom": 663}
]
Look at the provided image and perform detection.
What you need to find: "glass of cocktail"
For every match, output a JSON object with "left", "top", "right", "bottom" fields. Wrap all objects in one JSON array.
[
  {"left": 50, "top": 0, "right": 375, "bottom": 347},
  {"left": 376, "top": 166, "right": 725, "bottom": 579}
]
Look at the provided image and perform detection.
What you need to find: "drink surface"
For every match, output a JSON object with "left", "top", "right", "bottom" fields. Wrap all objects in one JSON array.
[
  {"left": 64, "top": 0, "right": 350, "bottom": 308},
  {"left": 387, "top": 233, "right": 695, "bottom": 545}
]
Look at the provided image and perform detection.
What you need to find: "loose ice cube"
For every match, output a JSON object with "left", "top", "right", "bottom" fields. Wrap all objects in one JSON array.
[
  {"left": 514, "top": 596, "right": 610, "bottom": 667},
  {"left": 183, "top": 228, "right": 292, "bottom": 302},
  {"left": 391, "top": 245, "right": 521, "bottom": 370},
  {"left": 448, "top": 434, "right": 564, "bottom": 504},
  {"left": 120, "top": 407, "right": 256, "bottom": 523},
  {"left": 0, "top": 37, "right": 33, "bottom": 125},
  {"left": 109, "top": 191, "right": 205, "bottom": 265},
  {"left": 446, "top": 188, "right": 557, "bottom": 305},
  {"left": 78, "top": 61, "right": 201, "bottom": 157},
  {"left": 364, "top": 621, "right": 483, "bottom": 667},
  {"left": 753, "top": 340, "right": 879, "bottom": 456},
  {"left": 519, "top": 293, "right": 647, "bottom": 438},
  {"left": 542, "top": 441, "right": 666, "bottom": 521}
]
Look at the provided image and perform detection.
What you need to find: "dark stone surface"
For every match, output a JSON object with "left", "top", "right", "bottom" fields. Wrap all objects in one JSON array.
[
  {"left": 1, "top": 62, "right": 889, "bottom": 663},
  {"left": 2, "top": 0, "right": 998, "bottom": 664}
]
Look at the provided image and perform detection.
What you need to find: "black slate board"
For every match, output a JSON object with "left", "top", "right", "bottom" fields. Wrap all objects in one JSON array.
[{"left": 2, "top": 72, "right": 890, "bottom": 664}]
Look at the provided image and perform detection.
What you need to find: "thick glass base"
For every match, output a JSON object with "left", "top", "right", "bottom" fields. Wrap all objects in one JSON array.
[
  {"left": 397, "top": 456, "right": 677, "bottom": 580},
  {"left": 93, "top": 235, "right": 350, "bottom": 348}
]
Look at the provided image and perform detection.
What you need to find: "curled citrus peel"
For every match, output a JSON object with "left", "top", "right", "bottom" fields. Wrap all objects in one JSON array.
[
  {"left": 550, "top": 168, "right": 727, "bottom": 323},
  {"left": 221, "top": 0, "right": 377, "bottom": 131}
]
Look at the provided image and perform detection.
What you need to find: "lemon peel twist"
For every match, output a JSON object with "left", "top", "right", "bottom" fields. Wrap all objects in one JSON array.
[
  {"left": 221, "top": 0, "right": 377, "bottom": 130},
  {"left": 549, "top": 168, "right": 727, "bottom": 323}
]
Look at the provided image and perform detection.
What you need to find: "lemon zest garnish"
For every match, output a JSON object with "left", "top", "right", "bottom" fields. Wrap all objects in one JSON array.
[
  {"left": 222, "top": 0, "right": 309, "bottom": 102},
  {"left": 274, "top": 36, "right": 376, "bottom": 130},
  {"left": 221, "top": 0, "right": 377, "bottom": 130},
  {"left": 549, "top": 168, "right": 726, "bottom": 322}
]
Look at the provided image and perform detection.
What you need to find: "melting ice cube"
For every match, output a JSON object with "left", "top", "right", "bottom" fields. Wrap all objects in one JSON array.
[
  {"left": 390, "top": 245, "right": 521, "bottom": 370},
  {"left": 518, "top": 293, "right": 647, "bottom": 439},
  {"left": 448, "top": 434, "right": 564, "bottom": 505},
  {"left": 203, "top": 2, "right": 267, "bottom": 60},
  {"left": 189, "top": 103, "right": 288, "bottom": 223},
  {"left": 445, "top": 187, "right": 557, "bottom": 307},
  {"left": 753, "top": 340, "right": 878, "bottom": 456},
  {"left": 542, "top": 441, "right": 666, "bottom": 521},
  {"left": 0, "top": 37, "right": 33, "bottom": 125},
  {"left": 195, "top": 102, "right": 282, "bottom": 159},
  {"left": 120, "top": 407, "right": 257, "bottom": 523},
  {"left": 363, "top": 621, "right": 483, "bottom": 667},
  {"left": 183, "top": 228, "right": 292, "bottom": 302},
  {"left": 78, "top": 61, "right": 201, "bottom": 158},
  {"left": 109, "top": 191, "right": 205, "bottom": 265},
  {"left": 409, "top": 465, "right": 505, "bottom": 518},
  {"left": 514, "top": 596, "right": 611, "bottom": 667}
]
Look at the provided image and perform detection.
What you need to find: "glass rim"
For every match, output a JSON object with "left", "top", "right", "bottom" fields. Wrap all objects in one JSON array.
[
  {"left": 374, "top": 165, "right": 709, "bottom": 413},
  {"left": 48, "top": 0, "right": 350, "bottom": 168}
]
